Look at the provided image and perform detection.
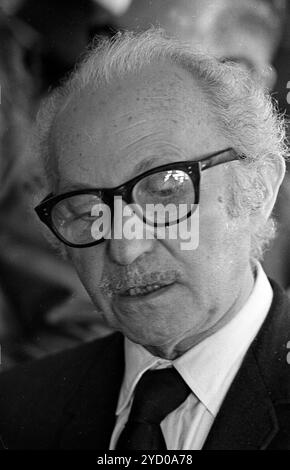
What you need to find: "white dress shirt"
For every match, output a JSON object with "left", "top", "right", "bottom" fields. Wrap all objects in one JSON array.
[{"left": 109, "top": 263, "right": 273, "bottom": 450}]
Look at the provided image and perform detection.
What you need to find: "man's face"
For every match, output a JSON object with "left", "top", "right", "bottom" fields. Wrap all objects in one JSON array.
[
  {"left": 53, "top": 62, "right": 253, "bottom": 359},
  {"left": 119, "top": 0, "right": 276, "bottom": 89}
]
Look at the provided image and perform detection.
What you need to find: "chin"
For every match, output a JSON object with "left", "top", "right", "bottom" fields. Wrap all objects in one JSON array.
[{"left": 123, "top": 322, "right": 188, "bottom": 355}]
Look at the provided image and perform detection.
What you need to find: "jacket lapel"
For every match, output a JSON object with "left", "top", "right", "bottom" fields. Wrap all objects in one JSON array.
[
  {"left": 204, "top": 280, "right": 290, "bottom": 450},
  {"left": 59, "top": 333, "right": 125, "bottom": 449},
  {"left": 203, "top": 348, "right": 279, "bottom": 450}
]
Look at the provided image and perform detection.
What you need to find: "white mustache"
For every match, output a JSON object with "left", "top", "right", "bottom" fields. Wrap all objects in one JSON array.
[{"left": 99, "top": 268, "right": 180, "bottom": 297}]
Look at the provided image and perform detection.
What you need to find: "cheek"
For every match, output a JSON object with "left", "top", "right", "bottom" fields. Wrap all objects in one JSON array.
[
  {"left": 198, "top": 209, "right": 252, "bottom": 289},
  {"left": 67, "top": 245, "right": 105, "bottom": 293},
  {"left": 199, "top": 173, "right": 251, "bottom": 255},
  {"left": 156, "top": 189, "right": 250, "bottom": 267},
  {"left": 178, "top": 193, "right": 252, "bottom": 282}
]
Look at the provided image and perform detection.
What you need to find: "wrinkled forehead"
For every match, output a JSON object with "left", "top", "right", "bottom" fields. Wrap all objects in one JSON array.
[{"left": 51, "top": 61, "right": 222, "bottom": 190}]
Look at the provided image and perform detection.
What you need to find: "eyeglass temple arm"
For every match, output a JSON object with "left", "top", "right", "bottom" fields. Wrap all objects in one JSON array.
[{"left": 200, "top": 149, "right": 246, "bottom": 171}]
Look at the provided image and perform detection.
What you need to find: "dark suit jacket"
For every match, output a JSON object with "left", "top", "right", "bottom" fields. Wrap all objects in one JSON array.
[{"left": 0, "top": 280, "right": 290, "bottom": 450}]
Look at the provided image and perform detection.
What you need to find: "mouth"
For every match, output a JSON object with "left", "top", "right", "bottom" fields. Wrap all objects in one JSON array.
[
  {"left": 120, "top": 280, "right": 176, "bottom": 298},
  {"left": 100, "top": 269, "right": 180, "bottom": 299}
]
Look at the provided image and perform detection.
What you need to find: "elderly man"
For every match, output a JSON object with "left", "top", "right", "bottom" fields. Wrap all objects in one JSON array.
[{"left": 0, "top": 29, "right": 289, "bottom": 450}]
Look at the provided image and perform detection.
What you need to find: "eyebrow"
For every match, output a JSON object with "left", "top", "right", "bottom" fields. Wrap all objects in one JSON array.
[
  {"left": 57, "top": 156, "right": 169, "bottom": 193},
  {"left": 129, "top": 156, "right": 168, "bottom": 179},
  {"left": 57, "top": 178, "right": 95, "bottom": 193}
]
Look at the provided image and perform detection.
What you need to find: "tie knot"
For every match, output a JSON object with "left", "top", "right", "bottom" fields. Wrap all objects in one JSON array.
[{"left": 129, "top": 368, "right": 191, "bottom": 425}]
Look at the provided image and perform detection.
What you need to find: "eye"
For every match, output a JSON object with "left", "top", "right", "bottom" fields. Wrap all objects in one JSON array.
[
  {"left": 52, "top": 194, "right": 104, "bottom": 233},
  {"left": 53, "top": 195, "right": 101, "bottom": 218},
  {"left": 68, "top": 206, "right": 95, "bottom": 221},
  {"left": 143, "top": 170, "right": 189, "bottom": 196},
  {"left": 133, "top": 169, "right": 193, "bottom": 206}
]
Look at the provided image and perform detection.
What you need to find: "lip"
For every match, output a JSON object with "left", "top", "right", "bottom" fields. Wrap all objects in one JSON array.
[{"left": 117, "top": 281, "right": 176, "bottom": 300}]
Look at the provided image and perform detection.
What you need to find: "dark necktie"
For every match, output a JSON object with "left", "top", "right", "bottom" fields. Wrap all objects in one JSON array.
[{"left": 115, "top": 367, "right": 191, "bottom": 450}]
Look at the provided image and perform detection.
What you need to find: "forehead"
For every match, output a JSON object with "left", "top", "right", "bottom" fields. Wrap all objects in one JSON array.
[{"left": 52, "top": 61, "right": 225, "bottom": 190}]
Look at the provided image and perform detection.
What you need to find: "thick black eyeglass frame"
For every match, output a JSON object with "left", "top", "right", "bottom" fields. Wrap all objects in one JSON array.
[{"left": 35, "top": 147, "right": 242, "bottom": 248}]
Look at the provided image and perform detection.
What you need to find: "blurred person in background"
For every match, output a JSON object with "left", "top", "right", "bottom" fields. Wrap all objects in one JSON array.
[
  {"left": 14, "top": 0, "right": 132, "bottom": 92},
  {"left": 0, "top": 6, "right": 37, "bottom": 367},
  {"left": 0, "top": 4, "right": 115, "bottom": 371},
  {"left": 118, "top": 0, "right": 285, "bottom": 89}
]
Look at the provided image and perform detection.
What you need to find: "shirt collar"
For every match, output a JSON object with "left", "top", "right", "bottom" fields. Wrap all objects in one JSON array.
[
  {"left": 116, "top": 262, "right": 273, "bottom": 417},
  {"left": 116, "top": 338, "right": 171, "bottom": 415}
]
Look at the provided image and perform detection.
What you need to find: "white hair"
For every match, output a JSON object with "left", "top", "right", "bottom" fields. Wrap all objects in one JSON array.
[{"left": 30, "top": 28, "right": 289, "bottom": 260}]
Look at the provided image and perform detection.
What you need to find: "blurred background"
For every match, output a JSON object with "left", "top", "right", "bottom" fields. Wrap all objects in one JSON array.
[{"left": 0, "top": 0, "right": 289, "bottom": 370}]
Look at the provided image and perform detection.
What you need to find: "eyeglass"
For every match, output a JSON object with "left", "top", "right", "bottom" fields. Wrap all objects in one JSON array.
[{"left": 35, "top": 147, "right": 242, "bottom": 248}]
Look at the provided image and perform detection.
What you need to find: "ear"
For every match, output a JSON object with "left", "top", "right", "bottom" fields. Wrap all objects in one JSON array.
[{"left": 255, "top": 157, "right": 285, "bottom": 221}]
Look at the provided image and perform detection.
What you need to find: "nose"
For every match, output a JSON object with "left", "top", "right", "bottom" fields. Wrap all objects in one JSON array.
[{"left": 108, "top": 201, "right": 155, "bottom": 266}]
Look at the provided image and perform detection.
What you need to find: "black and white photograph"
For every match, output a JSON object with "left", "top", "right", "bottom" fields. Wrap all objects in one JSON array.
[{"left": 0, "top": 0, "right": 290, "bottom": 454}]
